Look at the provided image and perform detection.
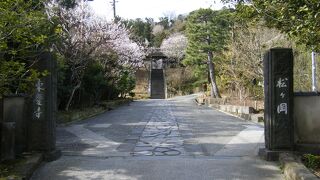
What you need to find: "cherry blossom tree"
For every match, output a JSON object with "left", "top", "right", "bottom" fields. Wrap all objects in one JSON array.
[
  {"left": 99, "top": 22, "right": 145, "bottom": 68},
  {"left": 160, "top": 33, "right": 187, "bottom": 62},
  {"left": 94, "top": 21, "right": 145, "bottom": 99},
  {"left": 47, "top": 0, "right": 145, "bottom": 110},
  {"left": 47, "top": 1, "right": 103, "bottom": 110}
]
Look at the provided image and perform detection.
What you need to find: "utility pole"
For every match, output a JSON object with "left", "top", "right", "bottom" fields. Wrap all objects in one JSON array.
[{"left": 111, "top": 0, "right": 117, "bottom": 19}]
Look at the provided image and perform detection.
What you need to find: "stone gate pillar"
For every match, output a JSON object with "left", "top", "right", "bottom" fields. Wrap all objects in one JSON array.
[
  {"left": 260, "top": 48, "right": 294, "bottom": 161},
  {"left": 27, "top": 52, "right": 60, "bottom": 161}
]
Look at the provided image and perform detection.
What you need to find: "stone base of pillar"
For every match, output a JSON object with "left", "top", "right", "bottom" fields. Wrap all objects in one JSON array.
[
  {"left": 43, "top": 149, "right": 61, "bottom": 162},
  {"left": 259, "top": 148, "right": 292, "bottom": 161},
  {"left": 295, "top": 143, "right": 320, "bottom": 155}
]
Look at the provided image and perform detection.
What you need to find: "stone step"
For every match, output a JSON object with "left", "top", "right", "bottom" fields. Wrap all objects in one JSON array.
[{"left": 151, "top": 69, "right": 165, "bottom": 99}]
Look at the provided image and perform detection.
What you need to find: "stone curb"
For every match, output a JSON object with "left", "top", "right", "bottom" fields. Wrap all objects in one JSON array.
[
  {"left": 279, "top": 153, "right": 318, "bottom": 180},
  {"left": 195, "top": 98, "right": 205, "bottom": 105},
  {"left": 4, "top": 153, "right": 43, "bottom": 180},
  {"left": 196, "top": 97, "right": 263, "bottom": 123},
  {"left": 58, "top": 99, "right": 132, "bottom": 126},
  {"left": 18, "top": 153, "right": 43, "bottom": 180},
  {"left": 206, "top": 103, "right": 264, "bottom": 125}
]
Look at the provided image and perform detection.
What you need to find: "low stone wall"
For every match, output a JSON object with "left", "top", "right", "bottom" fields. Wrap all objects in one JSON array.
[
  {"left": 204, "top": 97, "right": 263, "bottom": 123},
  {"left": 134, "top": 69, "right": 149, "bottom": 98},
  {"left": 206, "top": 98, "right": 226, "bottom": 108},
  {"left": 218, "top": 104, "right": 258, "bottom": 121},
  {"left": 219, "top": 104, "right": 254, "bottom": 114},
  {"left": 58, "top": 99, "right": 132, "bottom": 124},
  {"left": 294, "top": 93, "right": 320, "bottom": 153}
]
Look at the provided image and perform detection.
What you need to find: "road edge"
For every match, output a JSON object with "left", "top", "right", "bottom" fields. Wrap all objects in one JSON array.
[{"left": 279, "top": 153, "right": 319, "bottom": 180}]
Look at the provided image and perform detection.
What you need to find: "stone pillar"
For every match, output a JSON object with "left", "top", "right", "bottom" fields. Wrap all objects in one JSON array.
[
  {"left": 259, "top": 48, "right": 294, "bottom": 161},
  {"left": 0, "top": 95, "right": 26, "bottom": 160},
  {"left": 0, "top": 97, "right": 16, "bottom": 160},
  {"left": 27, "top": 53, "right": 61, "bottom": 161}
]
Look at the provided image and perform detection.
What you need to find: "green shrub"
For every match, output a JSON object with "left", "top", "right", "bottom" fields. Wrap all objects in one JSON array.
[
  {"left": 115, "top": 70, "right": 136, "bottom": 98},
  {"left": 303, "top": 154, "right": 320, "bottom": 169},
  {"left": 82, "top": 62, "right": 108, "bottom": 104},
  {"left": 0, "top": 61, "right": 45, "bottom": 96}
]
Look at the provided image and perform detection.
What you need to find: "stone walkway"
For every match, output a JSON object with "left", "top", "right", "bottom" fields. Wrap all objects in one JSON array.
[
  {"left": 134, "top": 101, "right": 185, "bottom": 156},
  {"left": 32, "top": 96, "right": 284, "bottom": 180},
  {"left": 64, "top": 124, "right": 124, "bottom": 157}
]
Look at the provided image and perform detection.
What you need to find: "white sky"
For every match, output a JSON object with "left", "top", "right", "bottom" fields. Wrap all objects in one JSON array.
[{"left": 88, "top": 0, "right": 227, "bottom": 21}]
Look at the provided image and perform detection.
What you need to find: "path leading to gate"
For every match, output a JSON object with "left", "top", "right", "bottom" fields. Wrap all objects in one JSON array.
[{"left": 31, "top": 95, "right": 283, "bottom": 180}]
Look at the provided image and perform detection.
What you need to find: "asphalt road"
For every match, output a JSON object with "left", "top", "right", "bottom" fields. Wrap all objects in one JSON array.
[{"left": 31, "top": 95, "right": 283, "bottom": 180}]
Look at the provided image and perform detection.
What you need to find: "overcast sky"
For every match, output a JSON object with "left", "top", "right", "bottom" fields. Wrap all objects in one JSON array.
[{"left": 89, "top": 0, "right": 227, "bottom": 21}]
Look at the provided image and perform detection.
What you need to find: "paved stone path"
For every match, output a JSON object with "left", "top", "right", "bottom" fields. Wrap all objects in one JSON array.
[
  {"left": 64, "top": 124, "right": 123, "bottom": 157},
  {"left": 134, "top": 101, "right": 185, "bottom": 156},
  {"left": 32, "top": 95, "right": 283, "bottom": 180},
  {"left": 214, "top": 125, "right": 264, "bottom": 157}
]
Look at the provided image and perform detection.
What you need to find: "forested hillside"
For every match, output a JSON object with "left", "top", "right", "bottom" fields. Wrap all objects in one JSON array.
[{"left": 1, "top": 0, "right": 318, "bottom": 111}]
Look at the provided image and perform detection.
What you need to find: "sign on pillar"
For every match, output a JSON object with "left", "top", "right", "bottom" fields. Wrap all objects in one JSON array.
[
  {"left": 28, "top": 52, "right": 61, "bottom": 161},
  {"left": 260, "top": 48, "right": 294, "bottom": 161}
]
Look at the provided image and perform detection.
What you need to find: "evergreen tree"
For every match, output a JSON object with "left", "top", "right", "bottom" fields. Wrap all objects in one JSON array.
[
  {"left": 184, "top": 8, "right": 232, "bottom": 98},
  {"left": 121, "top": 18, "right": 154, "bottom": 46}
]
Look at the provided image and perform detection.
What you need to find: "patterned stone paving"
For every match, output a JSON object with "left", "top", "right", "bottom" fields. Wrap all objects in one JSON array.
[{"left": 133, "top": 102, "right": 185, "bottom": 156}]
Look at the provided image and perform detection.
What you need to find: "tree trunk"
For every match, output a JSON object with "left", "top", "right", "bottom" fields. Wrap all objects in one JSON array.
[
  {"left": 239, "top": 88, "right": 243, "bottom": 102},
  {"left": 207, "top": 51, "right": 221, "bottom": 98},
  {"left": 108, "top": 80, "right": 116, "bottom": 100},
  {"left": 65, "top": 82, "right": 81, "bottom": 111}
]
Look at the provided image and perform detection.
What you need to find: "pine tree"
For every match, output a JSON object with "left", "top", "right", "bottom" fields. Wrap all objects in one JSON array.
[{"left": 184, "top": 8, "right": 232, "bottom": 98}]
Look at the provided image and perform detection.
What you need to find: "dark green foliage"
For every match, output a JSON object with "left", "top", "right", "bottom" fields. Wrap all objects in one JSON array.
[
  {"left": 56, "top": 56, "right": 136, "bottom": 109},
  {"left": 122, "top": 18, "right": 154, "bottom": 45},
  {"left": 0, "top": 0, "right": 139, "bottom": 110},
  {"left": 303, "top": 154, "right": 320, "bottom": 170},
  {"left": 158, "top": 17, "right": 170, "bottom": 29},
  {"left": 121, "top": 15, "right": 187, "bottom": 47},
  {"left": 184, "top": 8, "right": 232, "bottom": 97},
  {"left": 234, "top": 0, "right": 320, "bottom": 51},
  {"left": 0, "top": 0, "right": 57, "bottom": 95},
  {"left": 115, "top": 70, "right": 136, "bottom": 98},
  {"left": 81, "top": 62, "right": 107, "bottom": 104},
  {"left": 184, "top": 8, "right": 232, "bottom": 66},
  {"left": 56, "top": 55, "right": 72, "bottom": 109},
  {"left": 0, "top": 0, "right": 57, "bottom": 59},
  {"left": 0, "top": 61, "right": 42, "bottom": 95}
]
